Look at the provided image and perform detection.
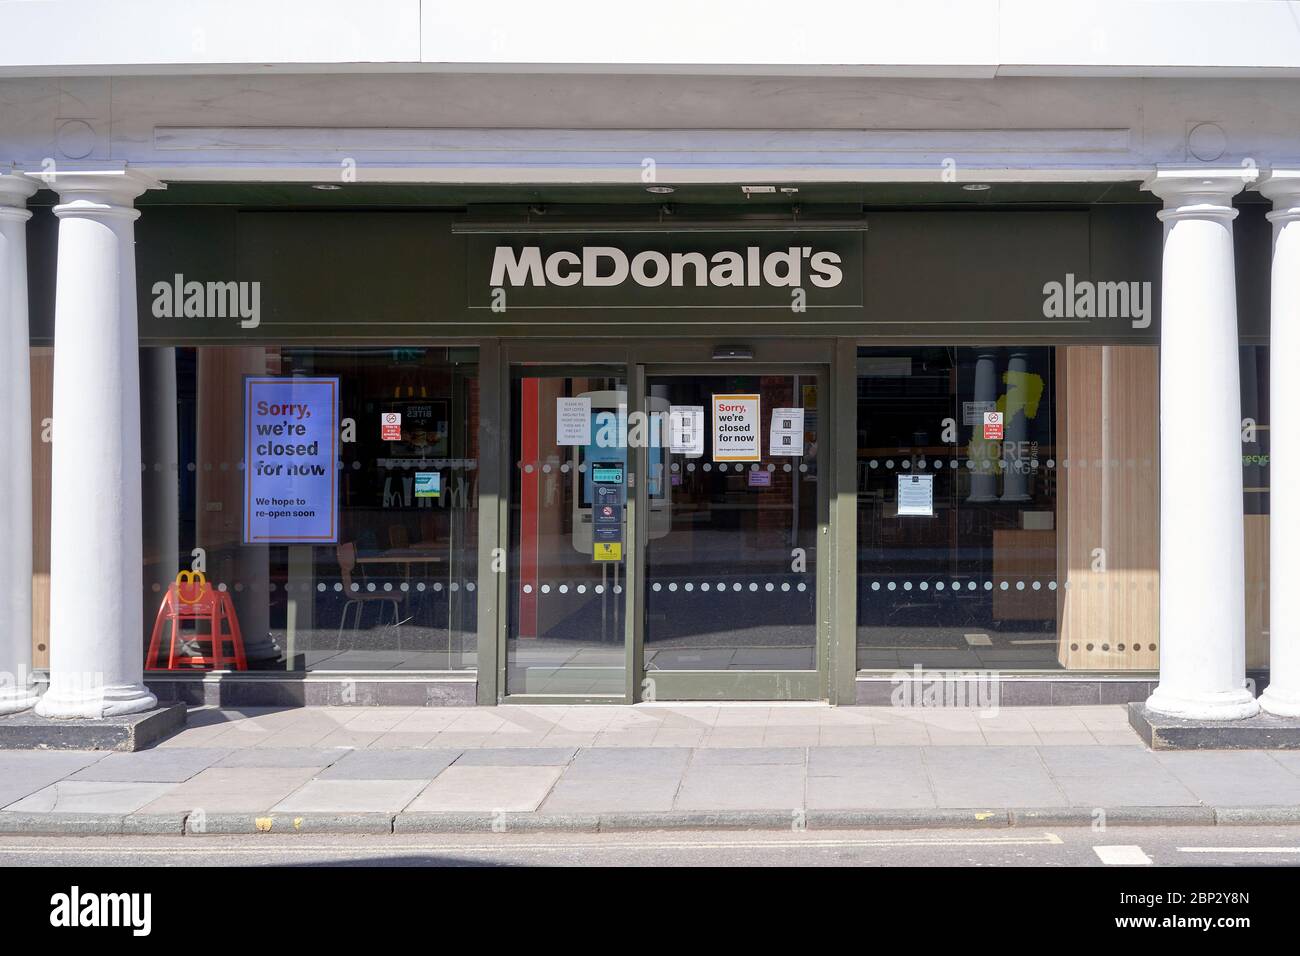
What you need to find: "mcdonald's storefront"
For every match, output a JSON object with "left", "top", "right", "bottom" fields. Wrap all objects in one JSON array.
[{"left": 8, "top": 182, "right": 1280, "bottom": 712}]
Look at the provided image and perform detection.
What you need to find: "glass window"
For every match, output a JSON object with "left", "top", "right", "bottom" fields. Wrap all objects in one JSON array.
[
  {"left": 140, "top": 346, "right": 479, "bottom": 672},
  {"left": 856, "top": 345, "right": 1159, "bottom": 671}
]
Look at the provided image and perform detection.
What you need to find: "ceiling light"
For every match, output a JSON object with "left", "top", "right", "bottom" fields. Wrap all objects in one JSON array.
[
  {"left": 312, "top": 183, "right": 342, "bottom": 191},
  {"left": 645, "top": 185, "right": 674, "bottom": 194},
  {"left": 741, "top": 185, "right": 777, "bottom": 196},
  {"left": 961, "top": 183, "right": 992, "bottom": 192}
]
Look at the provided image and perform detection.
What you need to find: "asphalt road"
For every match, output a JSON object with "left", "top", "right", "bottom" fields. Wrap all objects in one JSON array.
[{"left": 1, "top": 826, "right": 1299, "bottom": 867}]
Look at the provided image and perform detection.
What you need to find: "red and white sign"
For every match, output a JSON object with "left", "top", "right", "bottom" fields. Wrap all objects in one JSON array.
[
  {"left": 982, "top": 410, "right": 1004, "bottom": 440},
  {"left": 381, "top": 412, "right": 402, "bottom": 441}
]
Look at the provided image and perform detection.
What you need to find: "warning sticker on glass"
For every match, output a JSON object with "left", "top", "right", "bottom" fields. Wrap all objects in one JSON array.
[
  {"left": 769, "top": 407, "right": 804, "bottom": 457},
  {"left": 669, "top": 405, "right": 704, "bottom": 456}
]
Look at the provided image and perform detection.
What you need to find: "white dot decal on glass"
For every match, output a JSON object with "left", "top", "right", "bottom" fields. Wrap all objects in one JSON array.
[
  {"left": 687, "top": 463, "right": 696, "bottom": 472},
  {"left": 966, "top": 460, "right": 976, "bottom": 470},
  {"left": 1000, "top": 581, "right": 1010, "bottom": 591},
  {"left": 577, "top": 585, "right": 586, "bottom": 594},
  {"left": 920, "top": 582, "right": 929, "bottom": 591},
  {"left": 799, "top": 463, "right": 808, "bottom": 473},
  {"left": 731, "top": 582, "right": 741, "bottom": 591},
  {"left": 885, "top": 460, "right": 894, "bottom": 469},
  {"left": 451, "top": 582, "right": 460, "bottom": 592},
  {"left": 1016, "top": 581, "right": 1025, "bottom": 591},
  {"left": 653, "top": 583, "right": 662, "bottom": 592},
  {"left": 669, "top": 583, "right": 678, "bottom": 592},
  {"left": 467, "top": 582, "right": 475, "bottom": 592},
  {"left": 523, "top": 584, "right": 534, "bottom": 594},
  {"left": 579, "top": 463, "right": 587, "bottom": 472},
  {"left": 871, "top": 581, "right": 880, "bottom": 591},
  {"left": 524, "top": 464, "right": 534, "bottom": 473},
  {"left": 796, "top": 583, "right": 807, "bottom": 592},
  {"left": 718, "top": 582, "right": 726, "bottom": 591},
  {"left": 417, "top": 583, "right": 426, "bottom": 592},
  {"left": 767, "top": 463, "right": 775, "bottom": 472},
  {"left": 700, "top": 583, "right": 710, "bottom": 592},
  {"left": 749, "top": 582, "right": 758, "bottom": 591},
  {"left": 366, "top": 583, "right": 375, "bottom": 592},
  {"left": 613, "top": 585, "right": 622, "bottom": 594},
  {"left": 351, "top": 583, "right": 360, "bottom": 592},
  {"left": 967, "top": 581, "right": 976, "bottom": 591},
  {"left": 1047, "top": 459, "right": 1056, "bottom": 468},
  {"left": 765, "top": 582, "right": 774, "bottom": 591},
  {"left": 983, "top": 581, "right": 993, "bottom": 591},
  {"left": 151, "top": 583, "right": 160, "bottom": 593},
  {"left": 935, "top": 581, "right": 945, "bottom": 591},
  {"left": 558, "top": 584, "right": 568, "bottom": 594},
  {"left": 595, "top": 585, "right": 604, "bottom": 594},
  {"left": 869, "top": 460, "right": 878, "bottom": 469},
  {"left": 751, "top": 463, "right": 759, "bottom": 471},
  {"left": 561, "top": 463, "right": 570, "bottom": 473},
  {"left": 902, "top": 460, "right": 911, "bottom": 470},
  {"left": 671, "top": 463, "right": 679, "bottom": 472},
  {"left": 903, "top": 581, "right": 912, "bottom": 591},
  {"left": 703, "top": 463, "right": 712, "bottom": 472},
  {"left": 950, "top": 460, "right": 959, "bottom": 469},
  {"left": 717, "top": 463, "right": 727, "bottom": 472},
  {"left": 1032, "top": 581, "right": 1041, "bottom": 590},
  {"left": 887, "top": 582, "right": 897, "bottom": 591},
  {"left": 383, "top": 583, "right": 392, "bottom": 591},
  {"left": 1048, "top": 581, "right": 1058, "bottom": 591},
  {"left": 434, "top": 582, "right": 443, "bottom": 592},
  {"left": 784, "top": 463, "right": 793, "bottom": 472},
  {"left": 542, "top": 464, "right": 551, "bottom": 473},
  {"left": 540, "top": 584, "right": 550, "bottom": 594},
  {"left": 1030, "top": 459, "right": 1039, "bottom": 469},
  {"left": 316, "top": 583, "right": 325, "bottom": 592},
  {"left": 782, "top": 582, "right": 791, "bottom": 592},
  {"left": 400, "top": 582, "right": 409, "bottom": 592},
  {"left": 685, "top": 583, "right": 694, "bottom": 592},
  {"left": 334, "top": 583, "right": 343, "bottom": 592}
]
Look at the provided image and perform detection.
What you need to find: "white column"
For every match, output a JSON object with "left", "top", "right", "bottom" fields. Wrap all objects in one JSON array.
[
  {"left": 1144, "top": 169, "right": 1259, "bottom": 720},
  {"left": 35, "top": 171, "right": 162, "bottom": 719},
  {"left": 1260, "top": 170, "right": 1300, "bottom": 716},
  {"left": 0, "top": 173, "right": 40, "bottom": 715}
]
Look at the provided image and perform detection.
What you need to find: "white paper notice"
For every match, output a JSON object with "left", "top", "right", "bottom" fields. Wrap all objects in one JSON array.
[
  {"left": 669, "top": 406, "right": 704, "bottom": 456},
  {"left": 897, "top": 474, "right": 935, "bottom": 517},
  {"left": 556, "top": 397, "right": 592, "bottom": 446},
  {"left": 712, "top": 394, "right": 760, "bottom": 462},
  {"left": 769, "top": 407, "right": 804, "bottom": 457}
]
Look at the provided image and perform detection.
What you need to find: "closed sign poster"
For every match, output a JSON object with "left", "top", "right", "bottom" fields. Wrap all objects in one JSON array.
[
  {"left": 712, "top": 394, "right": 760, "bottom": 462},
  {"left": 244, "top": 377, "right": 339, "bottom": 543}
]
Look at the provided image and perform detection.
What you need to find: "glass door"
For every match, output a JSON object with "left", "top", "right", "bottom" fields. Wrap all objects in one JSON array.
[
  {"left": 639, "top": 367, "right": 825, "bottom": 700},
  {"left": 505, "top": 367, "right": 631, "bottom": 697}
]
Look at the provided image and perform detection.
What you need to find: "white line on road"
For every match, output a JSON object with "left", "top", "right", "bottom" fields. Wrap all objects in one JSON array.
[
  {"left": 1178, "top": 846, "right": 1300, "bottom": 854},
  {"left": 0, "top": 833, "right": 1065, "bottom": 855},
  {"left": 1093, "top": 845, "right": 1153, "bottom": 865}
]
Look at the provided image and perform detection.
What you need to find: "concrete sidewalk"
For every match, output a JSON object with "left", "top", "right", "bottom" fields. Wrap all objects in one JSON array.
[{"left": 3, "top": 704, "right": 1300, "bottom": 835}]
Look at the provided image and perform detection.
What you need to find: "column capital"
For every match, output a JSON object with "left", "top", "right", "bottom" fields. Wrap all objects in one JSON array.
[
  {"left": 40, "top": 169, "right": 165, "bottom": 222},
  {"left": 1260, "top": 170, "right": 1300, "bottom": 224},
  {"left": 1142, "top": 167, "right": 1255, "bottom": 223},
  {"left": 0, "top": 171, "right": 37, "bottom": 222}
]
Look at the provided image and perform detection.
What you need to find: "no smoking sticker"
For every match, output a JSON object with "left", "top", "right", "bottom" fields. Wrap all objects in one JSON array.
[
  {"left": 381, "top": 412, "right": 402, "bottom": 441},
  {"left": 983, "top": 410, "right": 1004, "bottom": 440}
]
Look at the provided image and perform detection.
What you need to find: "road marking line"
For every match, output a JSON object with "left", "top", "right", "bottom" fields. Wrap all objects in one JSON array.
[
  {"left": 1093, "top": 844, "right": 1153, "bottom": 865},
  {"left": 0, "top": 833, "right": 1064, "bottom": 854},
  {"left": 1178, "top": 846, "right": 1300, "bottom": 854}
]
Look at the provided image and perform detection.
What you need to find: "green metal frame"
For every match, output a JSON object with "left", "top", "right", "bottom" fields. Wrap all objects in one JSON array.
[{"left": 485, "top": 339, "right": 843, "bottom": 704}]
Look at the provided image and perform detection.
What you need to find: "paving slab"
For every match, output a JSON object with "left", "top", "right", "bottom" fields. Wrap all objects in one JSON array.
[
  {"left": 215, "top": 747, "right": 349, "bottom": 769},
  {"left": 407, "top": 766, "right": 563, "bottom": 812},
  {"left": 0, "top": 751, "right": 108, "bottom": 806},
  {"left": 1155, "top": 750, "right": 1300, "bottom": 806},
  {"left": 923, "top": 746, "right": 1068, "bottom": 808},
  {"left": 688, "top": 747, "right": 805, "bottom": 767},
  {"left": 138, "top": 767, "right": 320, "bottom": 814},
  {"left": 452, "top": 748, "right": 577, "bottom": 767},
  {"left": 317, "top": 749, "right": 462, "bottom": 780},
  {"left": 541, "top": 747, "right": 690, "bottom": 813},
  {"left": 69, "top": 747, "right": 230, "bottom": 782},
  {"left": 272, "top": 779, "right": 428, "bottom": 813},
  {"left": 806, "top": 747, "right": 935, "bottom": 810},
  {"left": 4, "top": 780, "right": 177, "bottom": 814},
  {"left": 674, "top": 763, "right": 805, "bottom": 811},
  {"left": 1037, "top": 745, "right": 1198, "bottom": 807}
]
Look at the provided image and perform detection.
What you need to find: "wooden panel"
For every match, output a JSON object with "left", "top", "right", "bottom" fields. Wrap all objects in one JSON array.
[
  {"left": 992, "top": 529, "right": 1055, "bottom": 619},
  {"left": 30, "top": 348, "right": 52, "bottom": 668},
  {"left": 1056, "top": 346, "right": 1160, "bottom": 670},
  {"left": 1245, "top": 514, "right": 1270, "bottom": 669}
]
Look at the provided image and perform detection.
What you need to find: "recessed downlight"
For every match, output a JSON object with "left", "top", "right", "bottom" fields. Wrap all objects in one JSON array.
[
  {"left": 312, "top": 183, "right": 342, "bottom": 191},
  {"left": 961, "top": 183, "right": 992, "bottom": 192},
  {"left": 645, "top": 185, "right": 675, "bottom": 195}
]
